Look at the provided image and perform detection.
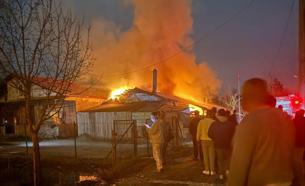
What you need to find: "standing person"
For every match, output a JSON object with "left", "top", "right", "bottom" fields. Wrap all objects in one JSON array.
[
  {"left": 197, "top": 110, "right": 216, "bottom": 175},
  {"left": 228, "top": 110, "right": 238, "bottom": 126},
  {"left": 210, "top": 107, "right": 218, "bottom": 121},
  {"left": 228, "top": 78, "right": 295, "bottom": 186},
  {"left": 147, "top": 111, "right": 164, "bottom": 172},
  {"left": 292, "top": 109, "right": 305, "bottom": 186},
  {"left": 208, "top": 109, "right": 235, "bottom": 180},
  {"left": 189, "top": 111, "right": 201, "bottom": 161},
  {"left": 159, "top": 111, "right": 172, "bottom": 166}
]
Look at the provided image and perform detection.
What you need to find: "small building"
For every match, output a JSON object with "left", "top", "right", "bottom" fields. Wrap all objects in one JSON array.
[
  {"left": 77, "top": 88, "right": 199, "bottom": 142},
  {"left": 0, "top": 75, "right": 107, "bottom": 138}
]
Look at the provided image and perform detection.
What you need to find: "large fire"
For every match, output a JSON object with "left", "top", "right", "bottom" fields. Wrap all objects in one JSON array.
[
  {"left": 174, "top": 92, "right": 203, "bottom": 104},
  {"left": 188, "top": 104, "right": 204, "bottom": 116},
  {"left": 79, "top": 0, "right": 220, "bottom": 101},
  {"left": 110, "top": 86, "right": 130, "bottom": 100}
]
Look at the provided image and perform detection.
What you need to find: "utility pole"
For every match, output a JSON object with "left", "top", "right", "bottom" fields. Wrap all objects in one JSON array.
[
  {"left": 298, "top": 0, "right": 305, "bottom": 97},
  {"left": 237, "top": 72, "right": 242, "bottom": 123}
]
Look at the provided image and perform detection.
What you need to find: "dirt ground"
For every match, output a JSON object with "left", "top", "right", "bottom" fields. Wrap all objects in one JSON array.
[{"left": 0, "top": 136, "right": 225, "bottom": 185}]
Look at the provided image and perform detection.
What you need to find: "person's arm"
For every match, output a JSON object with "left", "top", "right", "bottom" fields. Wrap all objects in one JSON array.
[
  {"left": 208, "top": 122, "right": 215, "bottom": 139},
  {"left": 228, "top": 116, "right": 257, "bottom": 186},
  {"left": 196, "top": 121, "right": 201, "bottom": 141},
  {"left": 189, "top": 120, "right": 193, "bottom": 134}
]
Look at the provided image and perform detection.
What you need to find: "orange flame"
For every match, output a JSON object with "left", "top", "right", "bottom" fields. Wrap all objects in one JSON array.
[
  {"left": 87, "top": 0, "right": 220, "bottom": 101},
  {"left": 188, "top": 104, "right": 203, "bottom": 115},
  {"left": 110, "top": 86, "right": 131, "bottom": 100}
]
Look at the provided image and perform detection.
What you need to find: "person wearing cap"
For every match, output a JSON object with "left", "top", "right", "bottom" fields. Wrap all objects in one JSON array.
[{"left": 228, "top": 78, "right": 295, "bottom": 186}]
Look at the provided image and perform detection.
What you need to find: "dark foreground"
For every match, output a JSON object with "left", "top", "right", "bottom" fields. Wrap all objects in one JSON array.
[{"left": 0, "top": 138, "right": 225, "bottom": 185}]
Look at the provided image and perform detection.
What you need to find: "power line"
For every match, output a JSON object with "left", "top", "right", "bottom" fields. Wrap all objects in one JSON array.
[
  {"left": 95, "top": 0, "right": 256, "bottom": 80},
  {"left": 269, "top": 0, "right": 296, "bottom": 77}
]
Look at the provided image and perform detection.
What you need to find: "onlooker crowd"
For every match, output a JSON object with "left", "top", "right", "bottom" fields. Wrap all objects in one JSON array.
[{"left": 147, "top": 77, "right": 305, "bottom": 186}]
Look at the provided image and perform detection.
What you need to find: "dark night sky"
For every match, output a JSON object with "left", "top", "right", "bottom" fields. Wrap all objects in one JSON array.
[
  {"left": 192, "top": 0, "right": 298, "bottom": 92},
  {"left": 69, "top": 0, "right": 298, "bottom": 92}
]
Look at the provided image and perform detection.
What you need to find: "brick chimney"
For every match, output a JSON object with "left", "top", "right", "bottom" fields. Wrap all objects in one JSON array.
[{"left": 152, "top": 69, "right": 157, "bottom": 93}]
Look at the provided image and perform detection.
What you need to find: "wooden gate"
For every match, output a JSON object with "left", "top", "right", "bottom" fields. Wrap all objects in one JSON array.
[{"left": 107, "top": 120, "right": 137, "bottom": 163}]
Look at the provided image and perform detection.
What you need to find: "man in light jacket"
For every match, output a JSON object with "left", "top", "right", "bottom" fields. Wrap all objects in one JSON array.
[
  {"left": 228, "top": 78, "right": 295, "bottom": 186},
  {"left": 197, "top": 110, "right": 216, "bottom": 175},
  {"left": 147, "top": 111, "right": 164, "bottom": 172}
]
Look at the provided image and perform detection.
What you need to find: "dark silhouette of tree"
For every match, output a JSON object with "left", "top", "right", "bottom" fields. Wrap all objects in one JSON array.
[
  {"left": 0, "top": 0, "right": 92, "bottom": 185},
  {"left": 269, "top": 78, "right": 290, "bottom": 96}
]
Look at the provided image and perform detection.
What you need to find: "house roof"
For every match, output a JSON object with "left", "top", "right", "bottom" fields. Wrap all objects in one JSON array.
[
  {"left": 80, "top": 87, "right": 190, "bottom": 113},
  {"left": 2, "top": 74, "right": 108, "bottom": 100},
  {"left": 80, "top": 100, "right": 188, "bottom": 113}
]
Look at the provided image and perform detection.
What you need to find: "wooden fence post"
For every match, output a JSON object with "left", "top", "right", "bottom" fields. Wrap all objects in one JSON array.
[
  {"left": 146, "top": 129, "right": 150, "bottom": 155},
  {"left": 24, "top": 122, "right": 29, "bottom": 156},
  {"left": 73, "top": 122, "right": 77, "bottom": 159},
  {"left": 173, "top": 116, "right": 179, "bottom": 146},
  {"left": 133, "top": 121, "right": 138, "bottom": 157},
  {"left": 112, "top": 129, "right": 117, "bottom": 164}
]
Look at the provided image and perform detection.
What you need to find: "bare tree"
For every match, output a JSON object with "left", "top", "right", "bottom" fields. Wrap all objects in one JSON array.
[
  {"left": 222, "top": 89, "right": 240, "bottom": 112},
  {"left": 0, "top": 0, "right": 91, "bottom": 185},
  {"left": 269, "top": 78, "right": 290, "bottom": 96}
]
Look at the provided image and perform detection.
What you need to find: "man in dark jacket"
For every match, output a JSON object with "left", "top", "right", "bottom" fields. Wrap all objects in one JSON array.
[
  {"left": 293, "top": 109, "right": 305, "bottom": 186},
  {"left": 209, "top": 109, "right": 235, "bottom": 180},
  {"left": 189, "top": 111, "right": 202, "bottom": 161}
]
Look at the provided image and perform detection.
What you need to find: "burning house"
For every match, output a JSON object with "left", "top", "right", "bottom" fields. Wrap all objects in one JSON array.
[
  {"left": 77, "top": 69, "right": 216, "bottom": 141},
  {"left": 77, "top": 87, "right": 190, "bottom": 141},
  {"left": 72, "top": 0, "right": 222, "bottom": 142},
  {"left": 0, "top": 75, "right": 107, "bottom": 138}
]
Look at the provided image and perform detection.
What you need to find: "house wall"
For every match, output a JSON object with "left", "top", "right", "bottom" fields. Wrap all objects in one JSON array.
[
  {"left": 57, "top": 101, "right": 77, "bottom": 137},
  {"left": 6, "top": 80, "right": 56, "bottom": 101},
  {"left": 0, "top": 100, "right": 76, "bottom": 138},
  {"left": 76, "top": 111, "right": 187, "bottom": 142},
  {"left": 7, "top": 81, "right": 23, "bottom": 101},
  {"left": 65, "top": 97, "right": 104, "bottom": 112},
  {"left": 77, "top": 112, "right": 132, "bottom": 140}
]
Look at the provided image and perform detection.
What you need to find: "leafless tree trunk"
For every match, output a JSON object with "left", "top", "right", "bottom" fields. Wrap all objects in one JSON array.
[{"left": 0, "top": 0, "right": 92, "bottom": 185}]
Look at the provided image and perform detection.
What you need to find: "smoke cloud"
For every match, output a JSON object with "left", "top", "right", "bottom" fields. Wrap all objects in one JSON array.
[{"left": 87, "top": 0, "right": 220, "bottom": 102}]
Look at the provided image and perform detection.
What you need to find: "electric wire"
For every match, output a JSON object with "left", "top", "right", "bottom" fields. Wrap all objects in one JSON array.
[{"left": 269, "top": 0, "right": 296, "bottom": 77}]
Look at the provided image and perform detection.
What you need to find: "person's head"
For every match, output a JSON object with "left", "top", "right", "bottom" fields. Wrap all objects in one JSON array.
[
  {"left": 206, "top": 109, "right": 215, "bottom": 118},
  {"left": 193, "top": 111, "right": 200, "bottom": 118},
  {"left": 295, "top": 109, "right": 305, "bottom": 118},
  {"left": 217, "top": 109, "right": 227, "bottom": 117},
  {"left": 151, "top": 111, "right": 159, "bottom": 122},
  {"left": 278, "top": 105, "right": 283, "bottom": 110},
  {"left": 225, "top": 110, "right": 231, "bottom": 117},
  {"left": 159, "top": 111, "right": 166, "bottom": 119},
  {"left": 266, "top": 94, "right": 276, "bottom": 108},
  {"left": 210, "top": 107, "right": 217, "bottom": 118},
  {"left": 241, "top": 78, "right": 270, "bottom": 112}
]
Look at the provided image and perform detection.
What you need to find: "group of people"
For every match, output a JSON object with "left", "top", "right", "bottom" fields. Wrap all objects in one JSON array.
[
  {"left": 189, "top": 107, "right": 237, "bottom": 180},
  {"left": 147, "top": 77, "right": 305, "bottom": 186},
  {"left": 191, "top": 78, "right": 305, "bottom": 186}
]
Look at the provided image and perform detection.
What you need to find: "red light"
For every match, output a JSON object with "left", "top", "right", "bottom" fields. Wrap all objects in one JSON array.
[{"left": 290, "top": 96, "right": 303, "bottom": 109}]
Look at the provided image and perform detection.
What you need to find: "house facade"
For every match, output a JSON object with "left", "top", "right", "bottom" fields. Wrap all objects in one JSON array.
[
  {"left": 0, "top": 76, "right": 106, "bottom": 138},
  {"left": 77, "top": 88, "right": 193, "bottom": 143}
]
